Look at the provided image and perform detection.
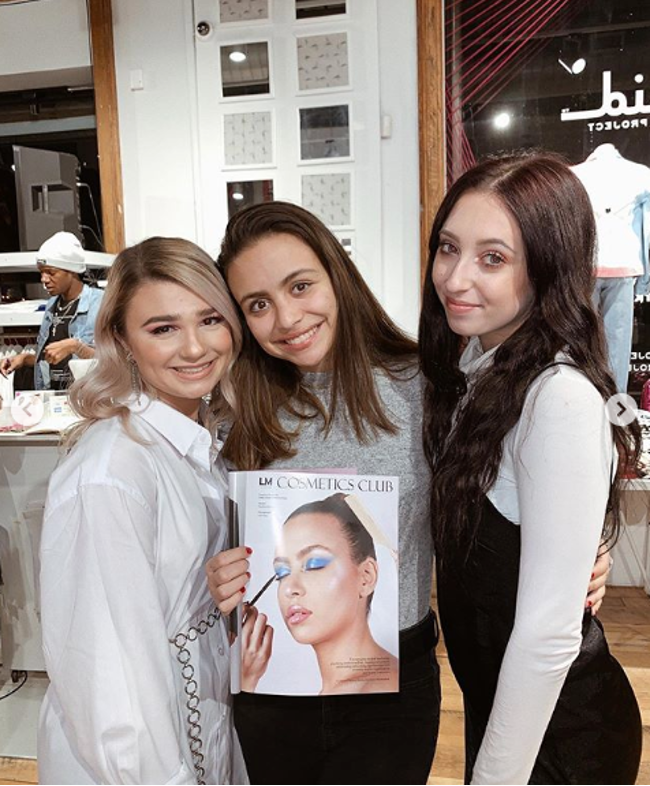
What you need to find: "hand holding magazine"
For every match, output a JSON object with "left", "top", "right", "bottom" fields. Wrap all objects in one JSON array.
[{"left": 229, "top": 470, "right": 399, "bottom": 696}]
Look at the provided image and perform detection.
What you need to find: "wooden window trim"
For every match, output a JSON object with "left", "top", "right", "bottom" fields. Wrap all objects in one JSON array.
[
  {"left": 88, "top": 0, "right": 125, "bottom": 253},
  {"left": 417, "top": 0, "right": 445, "bottom": 282}
]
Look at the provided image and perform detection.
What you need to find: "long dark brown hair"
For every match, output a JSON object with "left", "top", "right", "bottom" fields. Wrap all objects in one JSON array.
[
  {"left": 419, "top": 152, "right": 640, "bottom": 564},
  {"left": 218, "top": 201, "right": 417, "bottom": 469}
]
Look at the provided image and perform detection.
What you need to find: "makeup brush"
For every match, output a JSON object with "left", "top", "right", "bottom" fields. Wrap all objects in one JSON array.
[{"left": 248, "top": 573, "right": 277, "bottom": 608}]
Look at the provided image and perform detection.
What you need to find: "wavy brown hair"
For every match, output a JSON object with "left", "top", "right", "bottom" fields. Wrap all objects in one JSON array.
[
  {"left": 66, "top": 237, "right": 242, "bottom": 445},
  {"left": 418, "top": 152, "right": 640, "bottom": 564},
  {"left": 217, "top": 201, "right": 417, "bottom": 469}
]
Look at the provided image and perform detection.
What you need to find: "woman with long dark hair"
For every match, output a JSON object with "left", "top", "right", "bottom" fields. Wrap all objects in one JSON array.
[{"left": 420, "top": 152, "right": 642, "bottom": 784}]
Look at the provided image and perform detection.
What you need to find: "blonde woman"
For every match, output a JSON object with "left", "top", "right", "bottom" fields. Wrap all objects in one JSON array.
[{"left": 38, "top": 238, "right": 247, "bottom": 785}]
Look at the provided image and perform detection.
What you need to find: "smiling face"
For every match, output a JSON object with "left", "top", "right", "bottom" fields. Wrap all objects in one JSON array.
[
  {"left": 226, "top": 233, "right": 338, "bottom": 373},
  {"left": 273, "top": 512, "right": 376, "bottom": 646},
  {"left": 121, "top": 279, "right": 233, "bottom": 419},
  {"left": 431, "top": 190, "right": 534, "bottom": 350}
]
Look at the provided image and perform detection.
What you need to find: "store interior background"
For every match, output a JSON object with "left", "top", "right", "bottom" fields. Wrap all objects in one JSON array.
[
  {"left": 0, "top": 0, "right": 421, "bottom": 333},
  {"left": 0, "top": 1, "right": 649, "bottom": 784}
]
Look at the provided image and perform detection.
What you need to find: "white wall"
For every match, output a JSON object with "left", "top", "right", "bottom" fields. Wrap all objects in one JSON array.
[
  {"left": 0, "top": 0, "right": 91, "bottom": 91},
  {"left": 377, "top": 0, "right": 420, "bottom": 333},
  {"left": 112, "top": 0, "right": 200, "bottom": 244},
  {"left": 0, "top": 0, "right": 421, "bottom": 331}
]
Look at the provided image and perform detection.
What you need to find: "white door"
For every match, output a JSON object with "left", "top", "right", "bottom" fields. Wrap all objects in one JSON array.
[{"left": 193, "top": 0, "right": 384, "bottom": 295}]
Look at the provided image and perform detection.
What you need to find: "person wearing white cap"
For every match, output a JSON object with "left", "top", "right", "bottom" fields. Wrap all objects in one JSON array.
[{"left": 0, "top": 231, "right": 104, "bottom": 390}]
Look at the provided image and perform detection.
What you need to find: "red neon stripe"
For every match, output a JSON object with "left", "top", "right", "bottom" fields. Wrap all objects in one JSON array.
[
  {"left": 445, "top": 0, "right": 493, "bottom": 18},
  {"left": 446, "top": 2, "right": 539, "bottom": 87},
  {"left": 444, "top": 0, "right": 591, "bottom": 185},
  {"left": 461, "top": 0, "right": 568, "bottom": 105},
  {"left": 451, "top": 0, "right": 566, "bottom": 94},
  {"left": 446, "top": 0, "right": 552, "bottom": 89},
  {"left": 445, "top": 0, "right": 530, "bottom": 56},
  {"left": 454, "top": 0, "right": 587, "bottom": 116}
]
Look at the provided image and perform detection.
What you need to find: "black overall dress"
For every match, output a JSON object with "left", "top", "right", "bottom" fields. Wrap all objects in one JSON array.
[{"left": 437, "top": 496, "right": 642, "bottom": 785}]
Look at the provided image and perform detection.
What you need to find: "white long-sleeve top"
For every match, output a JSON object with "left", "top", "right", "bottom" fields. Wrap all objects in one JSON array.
[
  {"left": 460, "top": 338, "right": 613, "bottom": 785},
  {"left": 38, "top": 396, "right": 247, "bottom": 785}
]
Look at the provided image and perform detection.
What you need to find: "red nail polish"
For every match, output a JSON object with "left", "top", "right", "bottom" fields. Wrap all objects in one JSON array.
[
  {"left": 246, "top": 572, "right": 251, "bottom": 579},
  {"left": 591, "top": 572, "right": 595, "bottom": 580},
  {"left": 586, "top": 600, "right": 592, "bottom": 607},
  {"left": 240, "top": 587, "right": 246, "bottom": 594},
  {"left": 245, "top": 547, "right": 253, "bottom": 555}
]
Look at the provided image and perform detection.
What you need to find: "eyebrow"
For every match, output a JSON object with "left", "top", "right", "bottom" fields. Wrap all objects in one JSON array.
[
  {"left": 439, "top": 228, "right": 516, "bottom": 254},
  {"left": 141, "top": 306, "right": 219, "bottom": 328},
  {"left": 239, "top": 268, "right": 319, "bottom": 305},
  {"left": 273, "top": 544, "right": 332, "bottom": 563}
]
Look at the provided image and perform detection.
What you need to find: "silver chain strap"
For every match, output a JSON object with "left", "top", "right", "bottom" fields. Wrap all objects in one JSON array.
[{"left": 170, "top": 607, "right": 221, "bottom": 785}]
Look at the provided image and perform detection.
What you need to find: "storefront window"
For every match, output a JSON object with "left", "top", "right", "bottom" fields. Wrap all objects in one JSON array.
[{"left": 444, "top": 0, "right": 650, "bottom": 397}]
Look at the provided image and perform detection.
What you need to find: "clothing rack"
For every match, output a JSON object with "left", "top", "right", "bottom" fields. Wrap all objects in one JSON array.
[{"left": 0, "top": 337, "right": 37, "bottom": 350}]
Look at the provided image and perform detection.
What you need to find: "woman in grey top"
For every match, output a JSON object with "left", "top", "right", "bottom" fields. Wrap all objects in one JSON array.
[{"left": 206, "top": 201, "right": 609, "bottom": 785}]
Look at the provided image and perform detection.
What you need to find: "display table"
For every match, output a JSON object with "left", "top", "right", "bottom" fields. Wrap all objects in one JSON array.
[
  {"left": 610, "top": 478, "right": 650, "bottom": 594},
  {"left": 0, "top": 434, "right": 63, "bottom": 672}
]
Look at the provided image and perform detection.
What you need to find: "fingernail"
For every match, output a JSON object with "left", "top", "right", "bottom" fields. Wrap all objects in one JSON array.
[
  {"left": 591, "top": 572, "right": 595, "bottom": 580},
  {"left": 240, "top": 587, "right": 246, "bottom": 594},
  {"left": 245, "top": 547, "right": 253, "bottom": 555},
  {"left": 586, "top": 600, "right": 592, "bottom": 607},
  {"left": 246, "top": 572, "right": 251, "bottom": 579}
]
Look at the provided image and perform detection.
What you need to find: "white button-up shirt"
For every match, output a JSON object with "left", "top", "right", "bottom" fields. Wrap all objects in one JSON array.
[{"left": 38, "top": 396, "right": 247, "bottom": 785}]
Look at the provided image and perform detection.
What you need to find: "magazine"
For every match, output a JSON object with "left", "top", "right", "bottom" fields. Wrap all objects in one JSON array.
[{"left": 229, "top": 470, "right": 399, "bottom": 696}]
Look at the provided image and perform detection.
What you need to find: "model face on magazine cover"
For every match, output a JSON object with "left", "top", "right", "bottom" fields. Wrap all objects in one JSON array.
[
  {"left": 122, "top": 280, "right": 233, "bottom": 418},
  {"left": 273, "top": 512, "right": 377, "bottom": 646},
  {"left": 226, "top": 232, "right": 338, "bottom": 373},
  {"left": 432, "top": 190, "right": 534, "bottom": 350}
]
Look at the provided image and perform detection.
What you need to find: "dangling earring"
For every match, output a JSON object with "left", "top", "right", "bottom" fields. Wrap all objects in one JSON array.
[{"left": 125, "top": 350, "right": 142, "bottom": 399}]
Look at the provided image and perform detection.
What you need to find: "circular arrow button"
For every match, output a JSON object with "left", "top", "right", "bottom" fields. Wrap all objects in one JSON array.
[
  {"left": 11, "top": 393, "right": 45, "bottom": 428},
  {"left": 605, "top": 393, "right": 637, "bottom": 427}
]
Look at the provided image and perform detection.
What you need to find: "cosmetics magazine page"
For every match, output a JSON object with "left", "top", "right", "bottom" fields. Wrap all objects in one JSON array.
[{"left": 228, "top": 470, "right": 399, "bottom": 696}]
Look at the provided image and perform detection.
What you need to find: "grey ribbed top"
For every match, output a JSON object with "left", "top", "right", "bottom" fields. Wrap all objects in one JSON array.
[{"left": 270, "top": 368, "right": 434, "bottom": 630}]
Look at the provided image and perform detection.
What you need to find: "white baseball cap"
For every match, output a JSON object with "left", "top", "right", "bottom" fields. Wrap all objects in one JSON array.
[{"left": 36, "top": 232, "right": 86, "bottom": 274}]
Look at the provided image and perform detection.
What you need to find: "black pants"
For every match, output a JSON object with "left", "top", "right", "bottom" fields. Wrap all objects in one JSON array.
[{"left": 233, "top": 610, "right": 441, "bottom": 785}]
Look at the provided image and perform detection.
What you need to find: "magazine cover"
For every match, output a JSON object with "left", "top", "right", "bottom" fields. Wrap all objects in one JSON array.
[{"left": 229, "top": 470, "right": 399, "bottom": 696}]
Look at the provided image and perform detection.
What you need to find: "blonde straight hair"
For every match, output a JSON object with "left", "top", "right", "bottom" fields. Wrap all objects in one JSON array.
[{"left": 66, "top": 236, "right": 242, "bottom": 445}]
